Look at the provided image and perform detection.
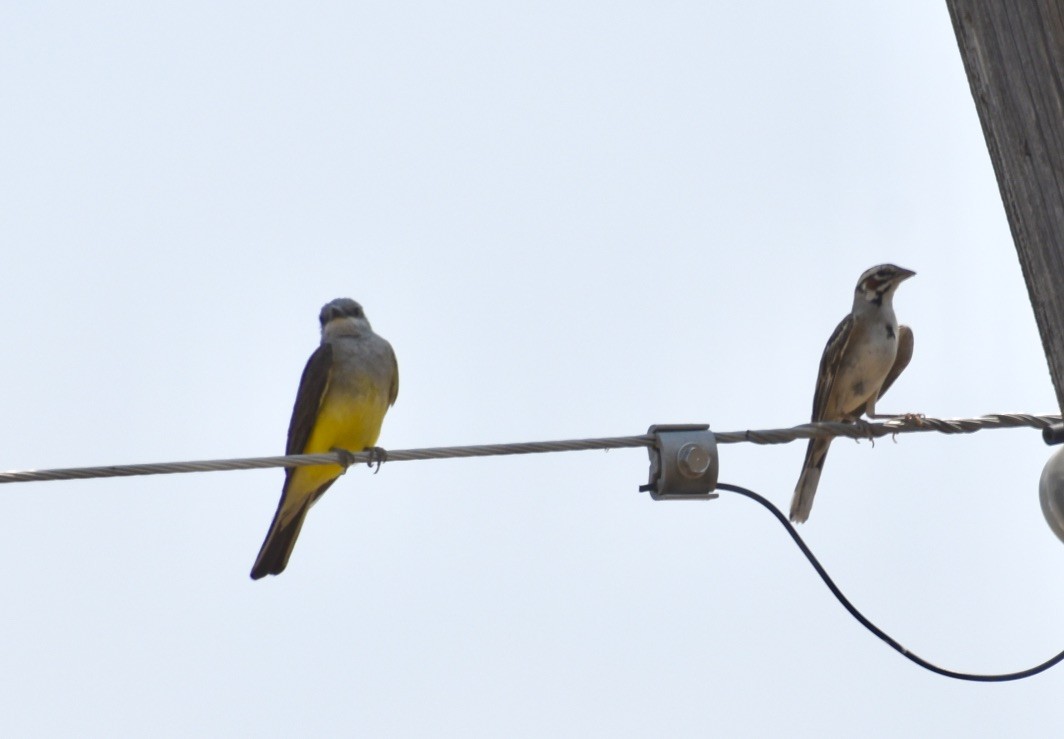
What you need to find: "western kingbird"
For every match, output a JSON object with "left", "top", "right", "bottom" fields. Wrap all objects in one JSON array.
[{"left": 250, "top": 298, "right": 399, "bottom": 580}]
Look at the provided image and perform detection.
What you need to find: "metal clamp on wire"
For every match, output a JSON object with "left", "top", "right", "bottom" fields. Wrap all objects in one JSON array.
[
  {"left": 1044, "top": 423, "right": 1064, "bottom": 446},
  {"left": 639, "top": 424, "right": 719, "bottom": 500}
]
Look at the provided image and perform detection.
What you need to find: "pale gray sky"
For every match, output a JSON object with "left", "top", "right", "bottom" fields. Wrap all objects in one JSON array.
[{"left": 2, "top": 2, "right": 1061, "bottom": 737}]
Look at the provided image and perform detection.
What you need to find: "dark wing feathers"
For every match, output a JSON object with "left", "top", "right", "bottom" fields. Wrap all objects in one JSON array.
[
  {"left": 387, "top": 347, "right": 399, "bottom": 406},
  {"left": 878, "top": 324, "right": 913, "bottom": 400},
  {"left": 810, "top": 314, "right": 855, "bottom": 421},
  {"left": 285, "top": 343, "right": 333, "bottom": 458}
]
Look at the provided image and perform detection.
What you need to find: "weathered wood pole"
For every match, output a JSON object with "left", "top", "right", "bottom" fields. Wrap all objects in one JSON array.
[{"left": 947, "top": 1, "right": 1064, "bottom": 410}]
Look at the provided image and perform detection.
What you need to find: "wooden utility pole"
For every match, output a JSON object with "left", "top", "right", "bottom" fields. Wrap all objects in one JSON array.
[{"left": 946, "top": 2, "right": 1064, "bottom": 410}]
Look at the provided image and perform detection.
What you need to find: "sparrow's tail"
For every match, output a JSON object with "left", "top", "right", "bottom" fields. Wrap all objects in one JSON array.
[{"left": 790, "top": 437, "right": 831, "bottom": 523}]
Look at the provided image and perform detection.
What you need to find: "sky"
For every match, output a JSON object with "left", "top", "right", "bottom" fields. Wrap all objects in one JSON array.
[{"left": 2, "top": 2, "right": 1062, "bottom": 737}]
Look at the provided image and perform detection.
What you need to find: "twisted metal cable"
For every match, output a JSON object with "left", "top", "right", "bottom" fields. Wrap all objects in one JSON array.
[
  {"left": 714, "top": 412, "right": 1061, "bottom": 444},
  {"left": 0, "top": 412, "right": 1058, "bottom": 485}
]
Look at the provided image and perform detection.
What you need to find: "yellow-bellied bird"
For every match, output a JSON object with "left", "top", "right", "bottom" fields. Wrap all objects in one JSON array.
[
  {"left": 790, "top": 265, "right": 915, "bottom": 523},
  {"left": 251, "top": 298, "right": 399, "bottom": 579}
]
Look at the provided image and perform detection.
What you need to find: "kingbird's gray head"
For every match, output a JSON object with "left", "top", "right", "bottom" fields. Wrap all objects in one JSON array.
[
  {"left": 853, "top": 264, "right": 915, "bottom": 307},
  {"left": 319, "top": 298, "right": 372, "bottom": 338}
]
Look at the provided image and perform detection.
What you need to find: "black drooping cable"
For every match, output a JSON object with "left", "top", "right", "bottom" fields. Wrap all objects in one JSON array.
[{"left": 716, "top": 482, "right": 1064, "bottom": 682}]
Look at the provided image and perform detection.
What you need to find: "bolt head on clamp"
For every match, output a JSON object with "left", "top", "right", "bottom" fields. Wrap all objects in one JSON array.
[{"left": 639, "top": 424, "right": 719, "bottom": 500}]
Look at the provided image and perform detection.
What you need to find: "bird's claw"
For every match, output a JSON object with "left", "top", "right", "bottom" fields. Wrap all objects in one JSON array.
[
  {"left": 330, "top": 446, "right": 388, "bottom": 473},
  {"left": 876, "top": 412, "right": 926, "bottom": 441},
  {"left": 333, "top": 448, "right": 358, "bottom": 470},
  {"left": 900, "top": 412, "right": 927, "bottom": 427},
  {"left": 853, "top": 418, "right": 876, "bottom": 446},
  {"left": 366, "top": 446, "right": 388, "bottom": 474}
]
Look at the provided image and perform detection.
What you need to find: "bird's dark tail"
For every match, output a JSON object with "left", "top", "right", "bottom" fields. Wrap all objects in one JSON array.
[
  {"left": 250, "top": 504, "right": 310, "bottom": 580},
  {"left": 790, "top": 437, "right": 831, "bottom": 523}
]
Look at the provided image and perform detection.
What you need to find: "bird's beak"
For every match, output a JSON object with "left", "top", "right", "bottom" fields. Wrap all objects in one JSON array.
[{"left": 895, "top": 267, "right": 916, "bottom": 282}]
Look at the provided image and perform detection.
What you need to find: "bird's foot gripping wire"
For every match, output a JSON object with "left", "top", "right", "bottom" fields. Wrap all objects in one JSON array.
[
  {"left": 892, "top": 413, "right": 927, "bottom": 441},
  {"left": 852, "top": 418, "right": 876, "bottom": 447},
  {"left": 365, "top": 446, "right": 388, "bottom": 474},
  {"left": 331, "top": 447, "right": 388, "bottom": 473},
  {"left": 332, "top": 448, "right": 359, "bottom": 471},
  {"left": 869, "top": 411, "right": 926, "bottom": 425},
  {"left": 871, "top": 412, "right": 927, "bottom": 442}
]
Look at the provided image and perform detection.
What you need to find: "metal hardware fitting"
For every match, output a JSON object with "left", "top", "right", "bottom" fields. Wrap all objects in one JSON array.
[
  {"left": 639, "top": 424, "right": 719, "bottom": 500},
  {"left": 1044, "top": 423, "right": 1064, "bottom": 446}
]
